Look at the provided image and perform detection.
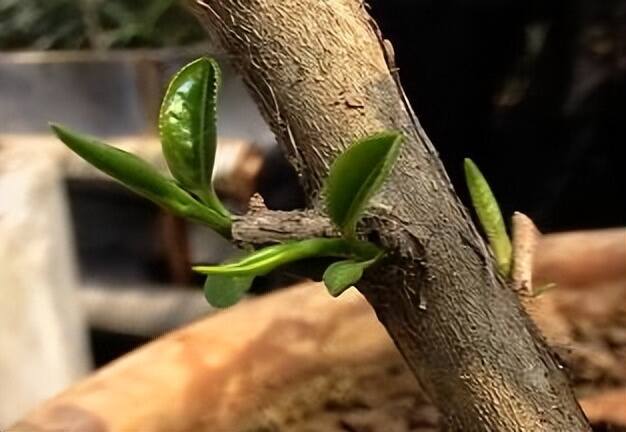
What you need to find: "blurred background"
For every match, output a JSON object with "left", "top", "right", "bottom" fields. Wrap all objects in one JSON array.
[{"left": 0, "top": 0, "right": 624, "bottom": 427}]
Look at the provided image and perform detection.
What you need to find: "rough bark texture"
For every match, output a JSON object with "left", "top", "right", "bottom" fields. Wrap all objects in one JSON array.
[
  {"left": 193, "top": 0, "right": 591, "bottom": 430},
  {"left": 232, "top": 210, "right": 336, "bottom": 244}
]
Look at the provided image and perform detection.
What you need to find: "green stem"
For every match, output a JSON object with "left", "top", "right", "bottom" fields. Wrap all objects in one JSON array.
[
  {"left": 185, "top": 200, "right": 232, "bottom": 238},
  {"left": 196, "top": 188, "right": 231, "bottom": 219}
]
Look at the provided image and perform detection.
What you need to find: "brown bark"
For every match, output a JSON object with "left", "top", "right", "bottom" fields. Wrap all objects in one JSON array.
[{"left": 192, "top": 0, "right": 590, "bottom": 430}]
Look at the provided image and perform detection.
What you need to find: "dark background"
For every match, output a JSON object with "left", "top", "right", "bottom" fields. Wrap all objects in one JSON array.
[{"left": 369, "top": 0, "right": 625, "bottom": 232}]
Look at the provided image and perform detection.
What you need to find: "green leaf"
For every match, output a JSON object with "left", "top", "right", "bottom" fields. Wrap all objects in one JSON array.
[
  {"left": 193, "top": 238, "right": 352, "bottom": 277},
  {"left": 197, "top": 239, "right": 382, "bottom": 304},
  {"left": 323, "top": 254, "right": 380, "bottom": 297},
  {"left": 464, "top": 158, "right": 512, "bottom": 276},
  {"left": 159, "top": 57, "right": 229, "bottom": 217},
  {"left": 50, "top": 123, "right": 231, "bottom": 237},
  {"left": 203, "top": 274, "right": 253, "bottom": 308},
  {"left": 325, "top": 131, "right": 402, "bottom": 237}
]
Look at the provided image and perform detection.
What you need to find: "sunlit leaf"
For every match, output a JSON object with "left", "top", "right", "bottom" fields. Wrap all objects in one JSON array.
[
  {"left": 325, "top": 131, "right": 402, "bottom": 237},
  {"left": 159, "top": 57, "right": 229, "bottom": 217},
  {"left": 50, "top": 123, "right": 231, "bottom": 236},
  {"left": 464, "top": 158, "right": 512, "bottom": 276},
  {"left": 203, "top": 274, "right": 253, "bottom": 308}
]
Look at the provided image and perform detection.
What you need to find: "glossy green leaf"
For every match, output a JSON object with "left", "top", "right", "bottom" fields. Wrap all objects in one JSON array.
[
  {"left": 203, "top": 274, "right": 253, "bottom": 308},
  {"left": 50, "top": 123, "right": 231, "bottom": 237},
  {"left": 193, "top": 238, "right": 352, "bottom": 277},
  {"left": 159, "top": 57, "right": 229, "bottom": 217},
  {"left": 464, "top": 158, "right": 512, "bottom": 276},
  {"left": 323, "top": 254, "right": 380, "bottom": 297},
  {"left": 325, "top": 131, "right": 402, "bottom": 237}
]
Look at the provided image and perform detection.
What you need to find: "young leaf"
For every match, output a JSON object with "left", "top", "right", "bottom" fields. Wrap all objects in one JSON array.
[
  {"left": 203, "top": 274, "right": 253, "bottom": 308},
  {"left": 50, "top": 123, "right": 231, "bottom": 236},
  {"left": 193, "top": 238, "right": 352, "bottom": 277},
  {"left": 325, "top": 131, "right": 402, "bottom": 237},
  {"left": 323, "top": 260, "right": 362, "bottom": 297},
  {"left": 159, "top": 57, "right": 229, "bottom": 217},
  {"left": 464, "top": 158, "right": 512, "bottom": 276},
  {"left": 197, "top": 238, "right": 382, "bottom": 304},
  {"left": 323, "top": 254, "right": 381, "bottom": 297}
]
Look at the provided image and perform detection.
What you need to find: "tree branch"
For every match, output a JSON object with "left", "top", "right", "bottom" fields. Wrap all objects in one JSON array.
[
  {"left": 192, "top": 0, "right": 591, "bottom": 430},
  {"left": 232, "top": 209, "right": 336, "bottom": 245}
]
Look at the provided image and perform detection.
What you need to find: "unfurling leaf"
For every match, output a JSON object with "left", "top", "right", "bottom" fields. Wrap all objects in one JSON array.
[
  {"left": 326, "top": 131, "right": 402, "bottom": 237},
  {"left": 159, "top": 57, "right": 229, "bottom": 217},
  {"left": 464, "top": 158, "right": 512, "bottom": 276},
  {"left": 50, "top": 123, "right": 231, "bottom": 236},
  {"left": 203, "top": 274, "right": 253, "bottom": 308}
]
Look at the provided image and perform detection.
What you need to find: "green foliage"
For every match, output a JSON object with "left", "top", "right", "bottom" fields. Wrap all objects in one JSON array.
[
  {"left": 203, "top": 274, "right": 254, "bottom": 308},
  {"left": 194, "top": 126, "right": 406, "bottom": 308},
  {"left": 159, "top": 57, "right": 229, "bottom": 217},
  {"left": 0, "top": 0, "right": 85, "bottom": 50},
  {"left": 195, "top": 238, "right": 352, "bottom": 308},
  {"left": 50, "top": 124, "right": 231, "bottom": 236},
  {"left": 0, "top": 0, "right": 206, "bottom": 50},
  {"left": 464, "top": 158, "right": 512, "bottom": 276},
  {"left": 95, "top": 0, "right": 204, "bottom": 49},
  {"left": 51, "top": 57, "right": 233, "bottom": 236},
  {"left": 52, "top": 57, "right": 400, "bottom": 309},
  {"left": 326, "top": 131, "right": 402, "bottom": 237},
  {"left": 194, "top": 239, "right": 351, "bottom": 277},
  {"left": 195, "top": 238, "right": 383, "bottom": 307},
  {"left": 323, "top": 253, "right": 381, "bottom": 297}
]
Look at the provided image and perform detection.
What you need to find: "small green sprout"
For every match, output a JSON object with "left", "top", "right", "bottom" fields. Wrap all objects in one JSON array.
[
  {"left": 52, "top": 56, "right": 402, "bottom": 308},
  {"left": 195, "top": 131, "right": 401, "bottom": 303},
  {"left": 203, "top": 274, "right": 255, "bottom": 308},
  {"left": 464, "top": 158, "right": 512, "bottom": 276},
  {"left": 194, "top": 238, "right": 353, "bottom": 277},
  {"left": 51, "top": 56, "right": 231, "bottom": 237},
  {"left": 323, "top": 252, "right": 383, "bottom": 297},
  {"left": 50, "top": 124, "right": 231, "bottom": 236},
  {"left": 325, "top": 131, "right": 402, "bottom": 238}
]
